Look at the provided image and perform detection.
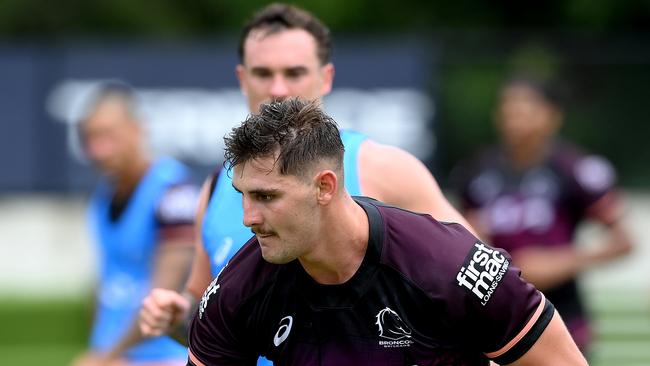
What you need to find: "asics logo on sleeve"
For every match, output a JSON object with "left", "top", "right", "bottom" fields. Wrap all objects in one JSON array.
[{"left": 273, "top": 316, "right": 293, "bottom": 346}]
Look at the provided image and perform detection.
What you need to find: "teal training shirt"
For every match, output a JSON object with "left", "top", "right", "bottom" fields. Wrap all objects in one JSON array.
[{"left": 88, "top": 158, "right": 189, "bottom": 361}]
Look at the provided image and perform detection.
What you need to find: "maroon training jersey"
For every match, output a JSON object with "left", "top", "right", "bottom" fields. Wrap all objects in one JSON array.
[
  {"left": 188, "top": 197, "right": 553, "bottom": 366},
  {"left": 456, "top": 140, "right": 617, "bottom": 253},
  {"left": 454, "top": 140, "right": 619, "bottom": 350}
]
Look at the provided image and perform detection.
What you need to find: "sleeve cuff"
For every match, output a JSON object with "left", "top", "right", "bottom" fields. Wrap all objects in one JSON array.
[{"left": 488, "top": 296, "right": 555, "bottom": 365}]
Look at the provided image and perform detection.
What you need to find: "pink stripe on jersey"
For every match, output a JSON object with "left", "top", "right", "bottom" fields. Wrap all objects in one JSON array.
[
  {"left": 485, "top": 294, "right": 547, "bottom": 359},
  {"left": 189, "top": 350, "right": 207, "bottom": 366}
]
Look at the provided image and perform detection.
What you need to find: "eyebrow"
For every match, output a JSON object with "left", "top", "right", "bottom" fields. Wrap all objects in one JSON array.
[
  {"left": 250, "top": 66, "right": 308, "bottom": 74},
  {"left": 231, "top": 184, "right": 282, "bottom": 197},
  {"left": 284, "top": 66, "right": 308, "bottom": 73}
]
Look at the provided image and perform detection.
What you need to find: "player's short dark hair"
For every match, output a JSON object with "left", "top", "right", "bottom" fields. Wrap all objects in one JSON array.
[
  {"left": 501, "top": 74, "right": 566, "bottom": 110},
  {"left": 224, "top": 98, "right": 344, "bottom": 180},
  {"left": 238, "top": 3, "right": 332, "bottom": 66}
]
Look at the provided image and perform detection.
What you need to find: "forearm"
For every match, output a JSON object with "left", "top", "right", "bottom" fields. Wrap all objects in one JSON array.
[
  {"left": 590, "top": 220, "right": 634, "bottom": 262},
  {"left": 169, "top": 291, "right": 198, "bottom": 346},
  {"left": 108, "top": 293, "right": 193, "bottom": 359},
  {"left": 514, "top": 247, "right": 586, "bottom": 291},
  {"left": 125, "top": 243, "right": 194, "bottom": 351},
  {"left": 515, "top": 233, "right": 632, "bottom": 291},
  {"left": 105, "top": 322, "right": 143, "bottom": 360},
  {"left": 508, "top": 310, "right": 587, "bottom": 365}
]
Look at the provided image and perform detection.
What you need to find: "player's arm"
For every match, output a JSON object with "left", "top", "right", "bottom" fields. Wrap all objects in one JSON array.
[
  {"left": 511, "top": 192, "right": 633, "bottom": 291},
  {"left": 184, "top": 176, "right": 218, "bottom": 298},
  {"left": 140, "top": 176, "right": 215, "bottom": 345},
  {"left": 186, "top": 276, "right": 257, "bottom": 366},
  {"left": 189, "top": 350, "right": 206, "bottom": 365},
  {"left": 358, "top": 141, "right": 477, "bottom": 235},
  {"left": 167, "top": 176, "right": 216, "bottom": 344},
  {"left": 476, "top": 275, "right": 586, "bottom": 366},
  {"left": 442, "top": 227, "right": 584, "bottom": 365},
  {"left": 505, "top": 310, "right": 587, "bottom": 365}
]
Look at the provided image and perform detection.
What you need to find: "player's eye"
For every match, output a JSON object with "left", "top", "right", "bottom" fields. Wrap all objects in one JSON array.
[
  {"left": 252, "top": 69, "right": 272, "bottom": 79},
  {"left": 285, "top": 69, "right": 306, "bottom": 79},
  {"left": 257, "top": 194, "right": 274, "bottom": 202}
]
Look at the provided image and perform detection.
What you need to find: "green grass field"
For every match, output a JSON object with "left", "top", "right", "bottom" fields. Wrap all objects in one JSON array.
[
  {"left": 585, "top": 290, "right": 650, "bottom": 366},
  {"left": 0, "top": 299, "right": 91, "bottom": 365}
]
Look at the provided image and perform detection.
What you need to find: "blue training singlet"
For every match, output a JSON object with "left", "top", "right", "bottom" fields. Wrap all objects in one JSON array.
[{"left": 88, "top": 158, "right": 189, "bottom": 362}]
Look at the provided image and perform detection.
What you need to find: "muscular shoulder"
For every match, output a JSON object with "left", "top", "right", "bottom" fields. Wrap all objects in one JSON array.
[
  {"left": 357, "top": 140, "right": 438, "bottom": 206},
  {"left": 156, "top": 183, "right": 200, "bottom": 226},
  {"left": 550, "top": 140, "right": 617, "bottom": 194},
  {"left": 375, "top": 202, "right": 546, "bottom": 359},
  {"left": 375, "top": 203, "right": 479, "bottom": 291},
  {"left": 358, "top": 140, "right": 419, "bottom": 173}
]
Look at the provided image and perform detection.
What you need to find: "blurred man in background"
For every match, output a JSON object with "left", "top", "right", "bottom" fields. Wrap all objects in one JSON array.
[
  {"left": 453, "top": 74, "right": 633, "bottom": 355},
  {"left": 138, "top": 3, "right": 474, "bottom": 362},
  {"left": 72, "top": 82, "right": 198, "bottom": 366}
]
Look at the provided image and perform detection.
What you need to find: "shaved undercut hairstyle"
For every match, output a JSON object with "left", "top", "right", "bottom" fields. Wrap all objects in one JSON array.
[
  {"left": 224, "top": 98, "right": 344, "bottom": 182},
  {"left": 238, "top": 3, "right": 332, "bottom": 66}
]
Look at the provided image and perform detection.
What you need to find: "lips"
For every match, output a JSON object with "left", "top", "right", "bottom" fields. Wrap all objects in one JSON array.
[{"left": 254, "top": 230, "right": 275, "bottom": 238}]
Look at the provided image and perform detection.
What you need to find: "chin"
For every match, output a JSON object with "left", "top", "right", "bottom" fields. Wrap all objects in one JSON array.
[
  {"left": 99, "top": 167, "right": 120, "bottom": 179},
  {"left": 260, "top": 250, "right": 294, "bottom": 265}
]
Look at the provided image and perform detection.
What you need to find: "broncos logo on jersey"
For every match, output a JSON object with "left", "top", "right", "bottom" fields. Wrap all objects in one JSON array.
[{"left": 375, "top": 307, "right": 412, "bottom": 341}]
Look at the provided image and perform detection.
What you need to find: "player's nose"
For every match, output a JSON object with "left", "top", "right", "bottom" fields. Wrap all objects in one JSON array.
[
  {"left": 242, "top": 198, "right": 262, "bottom": 228},
  {"left": 85, "top": 137, "right": 113, "bottom": 165},
  {"left": 269, "top": 75, "right": 290, "bottom": 99}
]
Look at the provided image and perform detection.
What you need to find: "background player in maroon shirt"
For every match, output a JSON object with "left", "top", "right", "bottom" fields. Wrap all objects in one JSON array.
[
  {"left": 187, "top": 98, "right": 587, "bottom": 366},
  {"left": 453, "top": 74, "right": 634, "bottom": 354}
]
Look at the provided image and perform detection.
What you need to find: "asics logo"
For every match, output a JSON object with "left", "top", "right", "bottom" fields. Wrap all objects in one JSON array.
[{"left": 273, "top": 316, "right": 293, "bottom": 347}]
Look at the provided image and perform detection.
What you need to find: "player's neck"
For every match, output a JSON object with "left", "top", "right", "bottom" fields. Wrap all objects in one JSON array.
[
  {"left": 298, "top": 195, "right": 369, "bottom": 285},
  {"left": 113, "top": 154, "right": 151, "bottom": 199},
  {"left": 506, "top": 138, "right": 551, "bottom": 170}
]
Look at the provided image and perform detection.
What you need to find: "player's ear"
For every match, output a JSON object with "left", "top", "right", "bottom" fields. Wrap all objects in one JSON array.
[
  {"left": 319, "top": 63, "right": 334, "bottom": 96},
  {"left": 314, "top": 169, "right": 337, "bottom": 204},
  {"left": 236, "top": 64, "right": 247, "bottom": 96}
]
